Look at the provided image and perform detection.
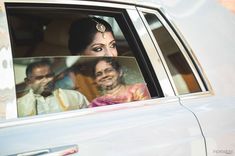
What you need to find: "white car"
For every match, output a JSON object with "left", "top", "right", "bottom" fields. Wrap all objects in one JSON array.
[{"left": 0, "top": 0, "right": 235, "bottom": 155}]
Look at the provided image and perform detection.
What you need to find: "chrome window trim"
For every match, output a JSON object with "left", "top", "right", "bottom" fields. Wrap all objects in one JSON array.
[
  {"left": 137, "top": 7, "right": 210, "bottom": 95},
  {"left": 126, "top": 9, "right": 175, "bottom": 97},
  {"left": 137, "top": 9, "right": 179, "bottom": 95},
  {"left": 178, "top": 91, "right": 212, "bottom": 100},
  {"left": 4, "top": 0, "right": 136, "bottom": 10}
]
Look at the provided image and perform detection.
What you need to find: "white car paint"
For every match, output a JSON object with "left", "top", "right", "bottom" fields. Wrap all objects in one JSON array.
[
  {"left": 155, "top": 1, "right": 235, "bottom": 155},
  {"left": 0, "top": 98, "right": 206, "bottom": 156},
  {"left": 0, "top": 0, "right": 234, "bottom": 155}
]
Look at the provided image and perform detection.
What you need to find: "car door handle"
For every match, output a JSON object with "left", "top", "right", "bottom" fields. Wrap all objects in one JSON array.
[{"left": 10, "top": 144, "right": 78, "bottom": 156}]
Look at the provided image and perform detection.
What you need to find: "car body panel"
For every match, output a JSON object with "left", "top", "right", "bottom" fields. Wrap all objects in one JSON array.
[
  {"left": 0, "top": 98, "right": 205, "bottom": 156},
  {"left": 0, "top": 0, "right": 235, "bottom": 155},
  {"left": 155, "top": 1, "right": 235, "bottom": 155},
  {"left": 0, "top": 0, "right": 17, "bottom": 120},
  {"left": 180, "top": 95, "right": 235, "bottom": 156}
]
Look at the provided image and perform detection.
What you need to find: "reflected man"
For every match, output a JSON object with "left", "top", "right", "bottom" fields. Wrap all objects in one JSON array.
[{"left": 17, "top": 60, "right": 89, "bottom": 117}]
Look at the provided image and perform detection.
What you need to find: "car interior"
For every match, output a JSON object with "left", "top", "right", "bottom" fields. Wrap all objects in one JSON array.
[{"left": 6, "top": 6, "right": 133, "bottom": 58}]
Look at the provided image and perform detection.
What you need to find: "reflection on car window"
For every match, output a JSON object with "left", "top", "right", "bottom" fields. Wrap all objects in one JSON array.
[
  {"left": 6, "top": 4, "right": 160, "bottom": 118},
  {"left": 14, "top": 56, "right": 151, "bottom": 117},
  {"left": 144, "top": 13, "right": 202, "bottom": 94}
]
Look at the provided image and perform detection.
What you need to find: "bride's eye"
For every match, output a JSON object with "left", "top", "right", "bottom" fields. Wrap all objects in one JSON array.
[{"left": 92, "top": 47, "right": 103, "bottom": 52}]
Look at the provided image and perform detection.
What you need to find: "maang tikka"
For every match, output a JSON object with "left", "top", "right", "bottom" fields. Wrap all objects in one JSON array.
[{"left": 92, "top": 18, "right": 106, "bottom": 38}]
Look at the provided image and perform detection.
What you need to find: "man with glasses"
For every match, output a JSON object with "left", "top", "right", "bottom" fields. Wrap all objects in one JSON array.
[{"left": 17, "top": 60, "right": 89, "bottom": 117}]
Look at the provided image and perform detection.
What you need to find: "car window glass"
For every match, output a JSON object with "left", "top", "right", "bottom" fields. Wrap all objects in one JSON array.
[
  {"left": 6, "top": 7, "right": 132, "bottom": 57},
  {"left": 143, "top": 13, "right": 202, "bottom": 94},
  {"left": 5, "top": 4, "right": 160, "bottom": 118},
  {"left": 14, "top": 56, "right": 151, "bottom": 117}
]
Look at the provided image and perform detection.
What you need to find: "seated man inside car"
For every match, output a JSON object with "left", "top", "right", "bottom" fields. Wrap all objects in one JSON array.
[{"left": 17, "top": 60, "right": 89, "bottom": 117}]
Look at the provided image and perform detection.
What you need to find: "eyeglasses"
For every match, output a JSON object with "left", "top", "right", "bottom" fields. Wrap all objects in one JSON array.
[{"left": 29, "top": 73, "right": 55, "bottom": 80}]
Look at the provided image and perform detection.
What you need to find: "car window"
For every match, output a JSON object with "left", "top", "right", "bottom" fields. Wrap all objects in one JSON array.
[
  {"left": 142, "top": 12, "right": 205, "bottom": 95},
  {"left": 5, "top": 3, "right": 163, "bottom": 118},
  {"left": 14, "top": 56, "right": 151, "bottom": 117}
]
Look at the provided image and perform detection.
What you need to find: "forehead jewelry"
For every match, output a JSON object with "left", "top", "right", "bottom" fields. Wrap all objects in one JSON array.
[{"left": 92, "top": 18, "right": 106, "bottom": 38}]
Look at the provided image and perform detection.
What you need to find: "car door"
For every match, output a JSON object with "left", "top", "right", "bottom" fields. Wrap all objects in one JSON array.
[
  {"left": 0, "top": 1, "right": 207, "bottom": 155},
  {"left": 136, "top": 2, "right": 235, "bottom": 156}
]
